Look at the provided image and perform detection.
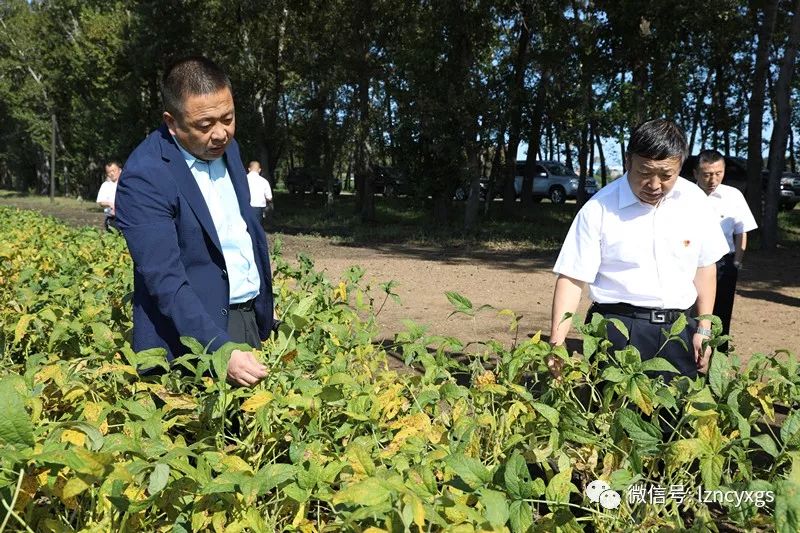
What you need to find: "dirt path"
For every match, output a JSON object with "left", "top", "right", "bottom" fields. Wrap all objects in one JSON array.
[
  {"left": 278, "top": 234, "right": 800, "bottom": 358},
  {"left": 2, "top": 197, "right": 797, "bottom": 357}
]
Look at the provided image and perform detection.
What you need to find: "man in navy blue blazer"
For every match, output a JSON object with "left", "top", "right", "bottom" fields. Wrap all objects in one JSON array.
[{"left": 116, "top": 56, "right": 272, "bottom": 387}]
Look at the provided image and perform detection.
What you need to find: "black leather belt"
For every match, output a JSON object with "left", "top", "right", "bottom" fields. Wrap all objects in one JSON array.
[
  {"left": 229, "top": 298, "right": 255, "bottom": 311},
  {"left": 591, "top": 303, "right": 689, "bottom": 324}
]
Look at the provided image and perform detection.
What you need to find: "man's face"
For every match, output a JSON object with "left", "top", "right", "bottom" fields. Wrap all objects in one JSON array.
[
  {"left": 694, "top": 160, "right": 725, "bottom": 194},
  {"left": 164, "top": 87, "right": 235, "bottom": 161},
  {"left": 626, "top": 154, "right": 682, "bottom": 206},
  {"left": 105, "top": 164, "right": 121, "bottom": 182}
]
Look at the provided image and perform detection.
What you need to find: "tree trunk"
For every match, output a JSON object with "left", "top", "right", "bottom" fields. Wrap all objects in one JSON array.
[
  {"left": 747, "top": 0, "right": 779, "bottom": 228},
  {"left": 588, "top": 124, "right": 595, "bottom": 178},
  {"left": 596, "top": 132, "right": 608, "bottom": 187},
  {"left": 502, "top": 4, "right": 533, "bottom": 213},
  {"left": 764, "top": 0, "right": 800, "bottom": 249},
  {"left": 619, "top": 125, "right": 627, "bottom": 172},
  {"left": 576, "top": 122, "right": 589, "bottom": 206},
  {"left": 521, "top": 74, "right": 547, "bottom": 206}
]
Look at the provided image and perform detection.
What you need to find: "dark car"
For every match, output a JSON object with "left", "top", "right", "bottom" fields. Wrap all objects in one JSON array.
[
  {"left": 681, "top": 155, "right": 800, "bottom": 210},
  {"left": 372, "top": 165, "right": 410, "bottom": 197},
  {"left": 284, "top": 167, "right": 341, "bottom": 195}
]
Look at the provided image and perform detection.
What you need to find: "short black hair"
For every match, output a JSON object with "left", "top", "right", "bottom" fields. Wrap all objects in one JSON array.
[
  {"left": 626, "top": 119, "right": 688, "bottom": 163},
  {"left": 697, "top": 149, "right": 725, "bottom": 167},
  {"left": 162, "top": 56, "right": 232, "bottom": 118},
  {"left": 105, "top": 160, "right": 122, "bottom": 169}
]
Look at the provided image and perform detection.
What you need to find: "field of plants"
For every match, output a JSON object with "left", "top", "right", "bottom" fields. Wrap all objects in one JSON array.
[{"left": 1, "top": 205, "right": 800, "bottom": 532}]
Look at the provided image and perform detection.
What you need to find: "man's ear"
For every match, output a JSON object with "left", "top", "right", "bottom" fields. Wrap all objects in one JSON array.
[
  {"left": 624, "top": 153, "right": 631, "bottom": 172},
  {"left": 163, "top": 111, "right": 177, "bottom": 136}
]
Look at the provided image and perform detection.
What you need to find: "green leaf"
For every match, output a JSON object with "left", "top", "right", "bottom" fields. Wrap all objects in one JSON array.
[
  {"left": 616, "top": 408, "right": 660, "bottom": 448},
  {"left": 545, "top": 468, "right": 575, "bottom": 504},
  {"left": 254, "top": 463, "right": 296, "bottom": 494},
  {"left": 445, "top": 454, "right": 491, "bottom": 489},
  {"left": 700, "top": 454, "right": 724, "bottom": 489},
  {"left": 532, "top": 402, "right": 560, "bottom": 427},
  {"left": 582, "top": 335, "right": 599, "bottom": 358},
  {"left": 607, "top": 318, "right": 629, "bottom": 340},
  {"left": 445, "top": 291, "right": 473, "bottom": 316},
  {"left": 781, "top": 410, "right": 800, "bottom": 448},
  {"left": 504, "top": 452, "right": 532, "bottom": 500},
  {"left": 90, "top": 322, "right": 115, "bottom": 348},
  {"left": 774, "top": 480, "right": 800, "bottom": 533},
  {"left": 148, "top": 463, "right": 170, "bottom": 495},
  {"left": 0, "top": 376, "right": 34, "bottom": 448},
  {"left": 752, "top": 434, "right": 779, "bottom": 458},
  {"left": 509, "top": 500, "right": 534, "bottom": 533},
  {"left": 601, "top": 366, "right": 627, "bottom": 383},
  {"left": 479, "top": 489, "right": 509, "bottom": 528},
  {"left": 640, "top": 357, "right": 679, "bottom": 374},
  {"left": 668, "top": 313, "right": 688, "bottom": 337},
  {"left": 331, "top": 477, "right": 391, "bottom": 507},
  {"left": 708, "top": 352, "right": 733, "bottom": 398}
]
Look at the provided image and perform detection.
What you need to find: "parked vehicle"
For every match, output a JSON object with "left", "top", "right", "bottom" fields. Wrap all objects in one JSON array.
[
  {"left": 681, "top": 155, "right": 800, "bottom": 210},
  {"left": 453, "top": 177, "right": 490, "bottom": 201},
  {"left": 372, "top": 165, "right": 410, "bottom": 197},
  {"left": 285, "top": 167, "right": 342, "bottom": 195},
  {"left": 514, "top": 160, "right": 598, "bottom": 204}
]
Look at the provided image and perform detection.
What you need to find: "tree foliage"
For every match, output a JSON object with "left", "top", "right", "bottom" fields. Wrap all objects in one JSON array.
[{"left": 0, "top": 0, "right": 798, "bottom": 240}]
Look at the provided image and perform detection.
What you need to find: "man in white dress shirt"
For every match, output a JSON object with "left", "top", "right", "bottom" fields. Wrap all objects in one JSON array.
[
  {"left": 96, "top": 161, "right": 121, "bottom": 231},
  {"left": 549, "top": 119, "right": 729, "bottom": 380},
  {"left": 246, "top": 160, "right": 273, "bottom": 224},
  {"left": 693, "top": 149, "right": 758, "bottom": 352}
]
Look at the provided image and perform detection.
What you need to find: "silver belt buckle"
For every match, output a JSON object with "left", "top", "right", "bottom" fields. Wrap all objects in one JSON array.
[{"left": 650, "top": 310, "right": 667, "bottom": 324}]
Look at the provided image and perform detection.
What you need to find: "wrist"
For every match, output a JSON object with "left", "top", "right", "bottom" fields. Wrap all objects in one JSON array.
[{"left": 695, "top": 326, "right": 712, "bottom": 338}]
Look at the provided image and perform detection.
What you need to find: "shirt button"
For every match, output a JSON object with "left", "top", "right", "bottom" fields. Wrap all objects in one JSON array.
[
  {"left": 221, "top": 308, "right": 228, "bottom": 316},
  {"left": 222, "top": 269, "right": 228, "bottom": 280}
]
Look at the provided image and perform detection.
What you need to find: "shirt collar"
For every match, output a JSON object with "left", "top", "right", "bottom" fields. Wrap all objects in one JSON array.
[
  {"left": 618, "top": 172, "right": 684, "bottom": 209},
  {"left": 171, "top": 134, "right": 204, "bottom": 169},
  {"left": 618, "top": 173, "right": 639, "bottom": 209}
]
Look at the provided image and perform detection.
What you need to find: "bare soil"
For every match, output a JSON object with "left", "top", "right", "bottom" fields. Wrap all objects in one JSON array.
[
  {"left": 278, "top": 234, "right": 800, "bottom": 358},
  {"left": 3, "top": 197, "right": 798, "bottom": 357}
]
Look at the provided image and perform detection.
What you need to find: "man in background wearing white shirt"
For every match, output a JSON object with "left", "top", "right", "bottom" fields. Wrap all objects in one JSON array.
[
  {"left": 694, "top": 149, "right": 758, "bottom": 352},
  {"left": 548, "top": 119, "right": 729, "bottom": 381},
  {"left": 96, "top": 161, "right": 121, "bottom": 232},
  {"left": 246, "top": 160, "right": 273, "bottom": 226}
]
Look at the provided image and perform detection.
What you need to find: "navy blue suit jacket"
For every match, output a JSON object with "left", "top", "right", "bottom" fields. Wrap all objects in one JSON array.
[{"left": 116, "top": 125, "right": 273, "bottom": 361}]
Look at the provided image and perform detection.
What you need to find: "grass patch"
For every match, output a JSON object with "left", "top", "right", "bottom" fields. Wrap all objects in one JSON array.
[{"left": 270, "top": 191, "right": 575, "bottom": 251}]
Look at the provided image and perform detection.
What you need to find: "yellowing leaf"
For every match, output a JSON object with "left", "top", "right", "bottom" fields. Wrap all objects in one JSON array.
[
  {"left": 221, "top": 454, "right": 253, "bottom": 474},
  {"left": 241, "top": 391, "right": 274, "bottom": 412},
  {"left": 35, "top": 364, "right": 63, "bottom": 386},
  {"left": 61, "top": 476, "right": 90, "bottom": 500},
  {"left": 14, "top": 314, "right": 35, "bottom": 343},
  {"left": 61, "top": 429, "right": 86, "bottom": 447}
]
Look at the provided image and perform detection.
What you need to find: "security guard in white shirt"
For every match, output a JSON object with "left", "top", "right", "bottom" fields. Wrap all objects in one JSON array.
[
  {"left": 693, "top": 149, "right": 758, "bottom": 351},
  {"left": 549, "top": 119, "right": 729, "bottom": 380}
]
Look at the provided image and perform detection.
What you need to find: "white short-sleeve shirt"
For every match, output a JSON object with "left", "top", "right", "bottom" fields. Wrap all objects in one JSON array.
[
  {"left": 553, "top": 175, "right": 729, "bottom": 309},
  {"left": 247, "top": 171, "right": 273, "bottom": 207},
  {"left": 96, "top": 180, "right": 117, "bottom": 206},
  {"left": 706, "top": 183, "right": 758, "bottom": 253}
]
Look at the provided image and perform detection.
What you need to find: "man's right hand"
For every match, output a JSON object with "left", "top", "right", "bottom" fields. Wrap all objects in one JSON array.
[{"left": 227, "top": 349, "right": 268, "bottom": 387}]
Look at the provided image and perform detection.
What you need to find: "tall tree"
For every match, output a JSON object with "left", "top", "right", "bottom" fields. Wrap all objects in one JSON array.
[
  {"left": 763, "top": 0, "right": 800, "bottom": 249},
  {"left": 746, "top": 0, "right": 779, "bottom": 225}
]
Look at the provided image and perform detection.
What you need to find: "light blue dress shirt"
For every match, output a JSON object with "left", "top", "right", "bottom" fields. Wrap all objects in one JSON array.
[{"left": 173, "top": 138, "right": 261, "bottom": 304}]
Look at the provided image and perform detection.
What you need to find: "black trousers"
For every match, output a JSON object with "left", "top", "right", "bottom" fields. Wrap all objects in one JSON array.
[
  {"left": 714, "top": 253, "right": 738, "bottom": 352},
  {"left": 589, "top": 305, "right": 698, "bottom": 380},
  {"left": 227, "top": 304, "right": 260, "bottom": 348}
]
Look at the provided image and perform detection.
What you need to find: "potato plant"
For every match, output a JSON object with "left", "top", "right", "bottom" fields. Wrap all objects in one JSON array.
[{"left": 1, "top": 206, "right": 799, "bottom": 532}]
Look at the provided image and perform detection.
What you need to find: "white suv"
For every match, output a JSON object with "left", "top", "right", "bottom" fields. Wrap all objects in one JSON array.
[{"left": 514, "top": 160, "right": 598, "bottom": 204}]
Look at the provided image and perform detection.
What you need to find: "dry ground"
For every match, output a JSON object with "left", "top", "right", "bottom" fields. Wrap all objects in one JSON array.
[{"left": 280, "top": 234, "right": 800, "bottom": 358}]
